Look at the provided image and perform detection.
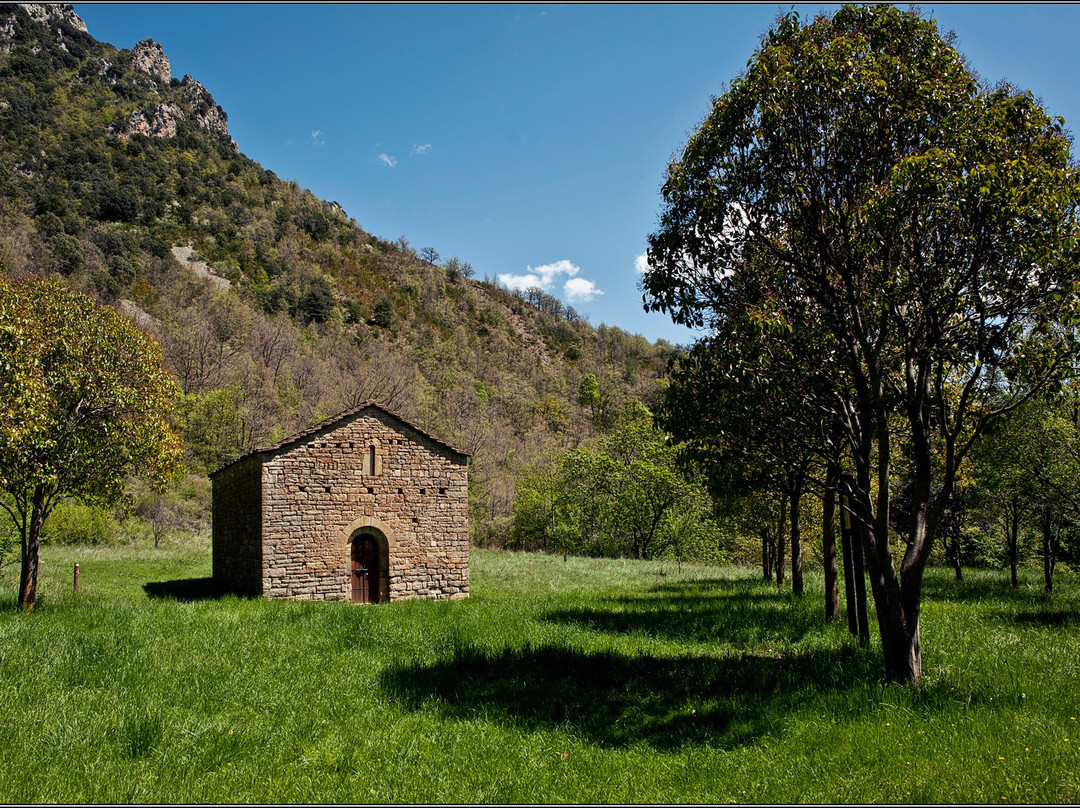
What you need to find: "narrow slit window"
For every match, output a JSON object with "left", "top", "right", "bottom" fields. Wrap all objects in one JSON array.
[{"left": 368, "top": 446, "right": 376, "bottom": 475}]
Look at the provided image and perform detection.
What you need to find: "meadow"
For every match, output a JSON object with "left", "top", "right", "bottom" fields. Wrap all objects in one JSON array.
[{"left": 0, "top": 540, "right": 1077, "bottom": 804}]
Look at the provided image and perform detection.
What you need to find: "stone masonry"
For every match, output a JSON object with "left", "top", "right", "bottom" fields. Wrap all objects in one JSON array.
[{"left": 211, "top": 403, "right": 469, "bottom": 602}]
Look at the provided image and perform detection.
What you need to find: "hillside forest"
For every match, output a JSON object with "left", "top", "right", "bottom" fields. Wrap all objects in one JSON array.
[{"left": 2, "top": 4, "right": 1079, "bottom": 592}]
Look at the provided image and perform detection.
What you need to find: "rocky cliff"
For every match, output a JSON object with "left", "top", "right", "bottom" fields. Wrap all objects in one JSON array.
[
  {"left": 0, "top": 3, "right": 234, "bottom": 149},
  {"left": 131, "top": 38, "right": 169, "bottom": 83}
]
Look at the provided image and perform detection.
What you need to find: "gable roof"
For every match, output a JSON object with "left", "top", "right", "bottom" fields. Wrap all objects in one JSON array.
[{"left": 210, "top": 401, "right": 469, "bottom": 478}]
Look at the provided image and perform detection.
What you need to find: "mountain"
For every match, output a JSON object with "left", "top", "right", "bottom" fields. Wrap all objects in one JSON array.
[{"left": 0, "top": 3, "right": 675, "bottom": 542}]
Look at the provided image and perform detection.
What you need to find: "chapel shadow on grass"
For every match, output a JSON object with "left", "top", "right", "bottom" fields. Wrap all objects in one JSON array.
[
  {"left": 542, "top": 577, "right": 825, "bottom": 648},
  {"left": 379, "top": 640, "right": 876, "bottom": 751},
  {"left": 142, "top": 577, "right": 227, "bottom": 601}
]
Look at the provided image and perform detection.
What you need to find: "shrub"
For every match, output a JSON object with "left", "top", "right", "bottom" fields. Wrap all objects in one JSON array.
[
  {"left": 41, "top": 502, "right": 120, "bottom": 545},
  {"left": 369, "top": 298, "right": 394, "bottom": 328}
]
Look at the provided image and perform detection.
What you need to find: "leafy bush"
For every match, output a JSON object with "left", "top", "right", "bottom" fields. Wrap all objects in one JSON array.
[
  {"left": 369, "top": 298, "right": 394, "bottom": 328},
  {"left": 41, "top": 502, "right": 119, "bottom": 545}
]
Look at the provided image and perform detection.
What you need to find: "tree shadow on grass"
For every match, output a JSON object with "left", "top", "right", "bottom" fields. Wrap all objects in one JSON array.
[
  {"left": 380, "top": 579, "right": 875, "bottom": 750},
  {"left": 379, "top": 639, "right": 874, "bottom": 750},
  {"left": 1009, "top": 609, "right": 1080, "bottom": 627},
  {"left": 986, "top": 608, "right": 1080, "bottom": 628},
  {"left": 142, "top": 577, "right": 227, "bottom": 601},
  {"left": 920, "top": 572, "right": 1059, "bottom": 606},
  {"left": 541, "top": 577, "right": 824, "bottom": 649}
]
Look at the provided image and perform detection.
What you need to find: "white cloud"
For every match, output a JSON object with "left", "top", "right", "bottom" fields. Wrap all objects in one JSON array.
[
  {"left": 498, "top": 259, "right": 579, "bottom": 292},
  {"left": 564, "top": 277, "right": 604, "bottom": 303},
  {"left": 498, "top": 259, "right": 603, "bottom": 303},
  {"left": 311, "top": 129, "right": 325, "bottom": 146},
  {"left": 377, "top": 153, "right": 397, "bottom": 168},
  {"left": 635, "top": 253, "right": 650, "bottom": 275},
  {"left": 498, "top": 272, "right": 543, "bottom": 290},
  {"left": 411, "top": 143, "right": 432, "bottom": 155}
]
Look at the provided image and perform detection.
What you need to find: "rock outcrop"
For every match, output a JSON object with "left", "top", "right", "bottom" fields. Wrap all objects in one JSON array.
[
  {"left": 0, "top": 16, "right": 13, "bottom": 54},
  {"left": 131, "top": 38, "right": 170, "bottom": 83},
  {"left": 5, "top": 4, "right": 236, "bottom": 151},
  {"left": 111, "top": 78, "right": 236, "bottom": 151},
  {"left": 113, "top": 103, "right": 185, "bottom": 140},
  {"left": 180, "top": 75, "right": 231, "bottom": 142},
  {"left": 2, "top": 4, "right": 87, "bottom": 54},
  {"left": 21, "top": 4, "right": 87, "bottom": 34}
]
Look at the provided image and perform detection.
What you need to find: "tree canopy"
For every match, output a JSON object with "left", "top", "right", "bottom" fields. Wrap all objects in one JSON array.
[
  {"left": 643, "top": 5, "right": 1080, "bottom": 684},
  {"left": 0, "top": 276, "right": 182, "bottom": 609},
  {"left": 511, "top": 404, "right": 719, "bottom": 562}
]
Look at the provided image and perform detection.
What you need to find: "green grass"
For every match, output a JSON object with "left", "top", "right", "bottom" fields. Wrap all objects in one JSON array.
[{"left": 0, "top": 541, "right": 1078, "bottom": 803}]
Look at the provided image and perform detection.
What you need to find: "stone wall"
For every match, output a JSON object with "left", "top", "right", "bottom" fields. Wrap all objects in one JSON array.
[
  {"left": 211, "top": 455, "right": 262, "bottom": 594},
  {"left": 254, "top": 409, "right": 468, "bottom": 601}
]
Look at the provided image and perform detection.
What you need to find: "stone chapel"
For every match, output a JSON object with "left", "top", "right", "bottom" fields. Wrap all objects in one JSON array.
[{"left": 210, "top": 402, "right": 469, "bottom": 603}]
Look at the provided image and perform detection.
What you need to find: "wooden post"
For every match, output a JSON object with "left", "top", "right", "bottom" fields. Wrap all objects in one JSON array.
[{"left": 73, "top": 563, "right": 79, "bottom": 594}]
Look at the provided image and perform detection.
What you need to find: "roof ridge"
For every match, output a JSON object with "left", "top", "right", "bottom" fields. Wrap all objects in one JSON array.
[{"left": 210, "top": 401, "right": 468, "bottom": 477}]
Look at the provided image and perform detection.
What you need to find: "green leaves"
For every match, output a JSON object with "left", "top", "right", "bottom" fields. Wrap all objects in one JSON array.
[
  {"left": 643, "top": 4, "right": 1080, "bottom": 682},
  {"left": 0, "top": 276, "right": 183, "bottom": 605},
  {"left": 512, "top": 407, "right": 717, "bottom": 561}
]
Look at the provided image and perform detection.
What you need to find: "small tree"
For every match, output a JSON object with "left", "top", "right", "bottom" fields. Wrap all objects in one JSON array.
[
  {"left": 444, "top": 256, "right": 475, "bottom": 283},
  {"left": 577, "top": 373, "right": 602, "bottom": 424},
  {"left": 0, "top": 277, "right": 182, "bottom": 610},
  {"left": 513, "top": 404, "right": 717, "bottom": 561},
  {"left": 369, "top": 298, "right": 394, "bottom": 329}
]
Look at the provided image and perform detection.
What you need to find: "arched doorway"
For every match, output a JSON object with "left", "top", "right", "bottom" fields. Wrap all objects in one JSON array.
[
  {"left": 342, "top": 519, "right": 391, "bottom": 604},
  {"left": 351, "top": 533, "right": 380, "bottom": 604}
]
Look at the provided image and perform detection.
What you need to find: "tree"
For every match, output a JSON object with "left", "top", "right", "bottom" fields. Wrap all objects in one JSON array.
[
  {"left": 369, "top": 298, "right": 394, "bottom": 329},
  {"left": 975, "top": 389, "right": 1080, "bottom": 592},
  {"left": 593, "top": 406, "right": 704, "bottom": 560},
  {"left": 511, "top": 404, "right": 718, "bottom": 561},
  {"left": 444, "top": 256, "right": 475, "bottom": 282},
  {"left": 577, "top": 373, "right": 602, "bottom": 423},
  {"left": 0, "top": 276, "right": 182, "bottom": 610},
  {"left": 643, "top": 6, "right": 1080, "bottom": 684},
  {"left": 660, "top": 318, "right": 834, "bottom": 596}
]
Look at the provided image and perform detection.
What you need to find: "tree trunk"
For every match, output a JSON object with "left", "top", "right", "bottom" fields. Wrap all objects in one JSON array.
[
  {"left": 1042, "top": 509, "right": 1055, "bottom": 595},
  {"left": 1008, "top": 498, "right": 1019, "bottom": 588},
  {"left": 839, "top": 487, "right": 859, "bottom": 638},
  {"left": 18, "top": 486, "right": 47, "bottom": 612},
  {"left": 761, "top": 530, "right": 773, "bottom": 581},
  {"left": 775, "top": 495, "right": 787, "bottom": 588},
  {"left": 951, "top": 534, "right": 963, "bottom": 581},
  {"left": 882, "top": 605, "right": 922, "bottom": 685},
  {"left": 851, "top": 514, "right": 870, "bottom": 646},
  {"left": 823, "top": 464, "right": 839, "bottom": 621},
  {"left": 850, "top": 443, "right": 924, "bottom": 684},
  {"left": 790, "top": 477, "right": 804, "bottom": 596},
  {"left": 861, "top": 526, "right": 923, "bottom": 684}
]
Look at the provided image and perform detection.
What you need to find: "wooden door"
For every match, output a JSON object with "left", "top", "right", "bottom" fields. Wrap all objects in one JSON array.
[{"left": 351, "top": 535, "right": 379, "bottom": 604}]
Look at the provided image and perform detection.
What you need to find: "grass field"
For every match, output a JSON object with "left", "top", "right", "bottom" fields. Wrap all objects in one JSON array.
[{"left": 0, "top": 539, "right": 1078, "bottom": 803}]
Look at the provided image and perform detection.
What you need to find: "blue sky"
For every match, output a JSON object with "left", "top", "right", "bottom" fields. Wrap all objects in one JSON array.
[{"left": 73, "top": 3, "right": 1080, "bottom": 346}]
